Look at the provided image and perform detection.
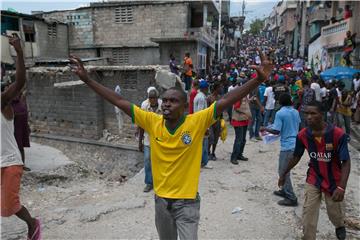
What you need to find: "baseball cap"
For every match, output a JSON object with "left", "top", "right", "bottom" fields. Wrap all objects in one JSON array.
[{"left": 199, "top": 80, "right": 209, "bottom": 89}]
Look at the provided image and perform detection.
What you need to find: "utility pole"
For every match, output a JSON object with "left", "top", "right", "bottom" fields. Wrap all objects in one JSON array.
[
  {"left": 299, "top": 0, "right": 307, "bottom": 57},
  {"left": 218, "top": 0, "right": 222, "bottom": 62}
]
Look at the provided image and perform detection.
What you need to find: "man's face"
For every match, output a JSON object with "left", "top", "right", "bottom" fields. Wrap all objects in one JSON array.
[
  {"left": 161, "top": 89, "right": 185, "bottom": 120},
  {"left": 304, "top": 106, "right": 323, "bottom": 128},
  {"left": 201, "top": 87, "right": 209, "bottom": 94},
  {"left": 148, "top": 95, "right": 158, "bottom": 107}
]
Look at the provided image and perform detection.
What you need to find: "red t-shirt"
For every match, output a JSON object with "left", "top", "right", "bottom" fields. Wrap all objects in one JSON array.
[
  {"left": 231, "top": 101, "right": 250, "bottom": 127},
  {"left": 188, "top": 88, "right": 197, "bottom": 114},
  {"left": 344, "top": 10, "right": 352, "bottom": 19}
]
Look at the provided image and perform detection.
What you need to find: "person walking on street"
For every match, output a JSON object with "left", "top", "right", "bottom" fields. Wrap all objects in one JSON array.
[
  {"left": 11, "top": 90, "right": 31, "bottom": 171},
  {"left": 69, "top": 50, "right": 273, "bottom": 240},
  {"left": 188, "top": 79, "right": 199, "bottom": 114},
  {"left": 138, "top": 87, "right": 162, "bottom": 192},
  {"left": 278, "top": 101, "right": 351, "bottom": 240},
  {"left": 272, "top": 76, "right": 289, "bottom": 113},
  {"left": 336, "top": 90, "right": 352, "bottom": 139},
  {"left": 299, "top": 78, "right": 316, "bottom": 129},
  {"left": 248, "top": 87, "right": 264, "bottom": 142},
  {"left": 194, "top": 80, "right": 212, "bottom": 169},
  {"left": 263, "top": 80, "right": 275, "bottom": 126},
  {"left": 207, "top": 82, "right": 222, "bottom": 160},
  {"left": 230, "top": 96, "right": 251, "bottom": 164},
  {"left": 183, "top": 53, "right": 193, "bottom": 91},
  {"left": 261, "top": 93, "right": 300, "bottom": 206},
  {"left": 169, "top": 54, "right": 179, "bottom": 75},
  {"left": 1, "top": 34, "right": 41, "bottom": 240}
]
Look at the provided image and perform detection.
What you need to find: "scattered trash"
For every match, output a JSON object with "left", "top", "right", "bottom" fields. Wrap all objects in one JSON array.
[{"left": 232, "top": 207, "right": 243, "bottom": 214}]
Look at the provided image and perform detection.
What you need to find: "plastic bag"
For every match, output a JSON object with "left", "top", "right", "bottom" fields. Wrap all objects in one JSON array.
[
  {"left": 220, "top": 119, "right": 227, "bottom": 142},
  {"left": 260, "top": 131, "right": 280, "bottom": 144}
]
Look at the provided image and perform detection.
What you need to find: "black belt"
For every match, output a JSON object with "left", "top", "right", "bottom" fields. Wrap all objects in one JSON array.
[{"left": 159, "top": 193, "right": 200, "bottom": 210}]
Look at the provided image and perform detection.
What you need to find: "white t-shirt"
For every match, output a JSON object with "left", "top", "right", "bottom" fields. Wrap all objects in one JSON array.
[
  {"left": 255, "top": 55, "right": 261, "bottom": 65},
  {"left": 140, "top": 99, "right": 162, "bottom": 146},
  {"left": 1, "top": 113, "right": 23, "bottom": 167},
  {"left": 264, "top": 86, "right": 275, "bottom": 110},
  {"left": 228, "top": 85, "right": 237, "bottom": 92},
  {"left": 336, "top": 88, "right": 342, "bottom": 98},
  {"left": 353, "top": 78, "right": 360, "bottom": 92},
  {"left": 193, "top": 91, "right": 207, "bottom": 113},
  {"left": 320, "top": 87, "right": 327, "bottom": 99},
  {"left": 311, "top": 82, "right": 321, "bottom": 102}
]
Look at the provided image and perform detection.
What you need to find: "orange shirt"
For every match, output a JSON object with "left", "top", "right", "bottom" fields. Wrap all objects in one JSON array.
[{"left": 184, "top": 57, "right": 193, "bottom": 76}]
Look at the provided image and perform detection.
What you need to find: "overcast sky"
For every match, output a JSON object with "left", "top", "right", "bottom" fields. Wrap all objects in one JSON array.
[{"left": 1, "top": 0, "right": 277, "bottom": 25}]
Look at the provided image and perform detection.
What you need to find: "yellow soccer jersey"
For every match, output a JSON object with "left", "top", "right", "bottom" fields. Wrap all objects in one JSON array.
[{"left": 131, "top": 102, "right": 218, "bottom": 199}]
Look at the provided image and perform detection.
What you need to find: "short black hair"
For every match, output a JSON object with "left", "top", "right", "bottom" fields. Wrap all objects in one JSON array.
[
  {"left": 279, "top": 93, "right": 292, "bottom": 106},
  {"left": 302, "top": 78, "right": 309, "bottom": 86},
  {"left": 167, "top": 87, "right": 187, "bottom": 104},
  {"left": 1, "top": 81, "right": 9, "bottom": 92},
  {"left": 306, "top": 101, "right": 325, "bottom": 113}
]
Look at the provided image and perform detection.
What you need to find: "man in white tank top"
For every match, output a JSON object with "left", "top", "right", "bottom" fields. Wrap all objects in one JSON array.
[{"left": 1, "top": 34, "right": 41, "bottom": 240}]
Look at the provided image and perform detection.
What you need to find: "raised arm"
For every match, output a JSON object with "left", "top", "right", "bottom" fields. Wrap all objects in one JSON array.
[
  {"left": 69, "top": 55, "right": 132, "bottom": 117},
  {"left": 215, "top": 51, "right": 273, "bottom": 117},
  {"left": 1, "top": 34, "right": 26, "bottom": 109}
]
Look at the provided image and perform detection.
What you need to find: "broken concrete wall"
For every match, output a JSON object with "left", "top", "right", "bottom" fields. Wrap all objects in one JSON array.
[
  {"left": 26, "top": 65, "right": 161, "bottom": 140},
  {"left": 31, "top": 134, "right": 143, "bottom": 181}
]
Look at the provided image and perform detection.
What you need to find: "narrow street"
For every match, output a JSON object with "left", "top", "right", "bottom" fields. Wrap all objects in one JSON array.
[{"left": 2, "top": 129, "right": 359, "bottom": 240}]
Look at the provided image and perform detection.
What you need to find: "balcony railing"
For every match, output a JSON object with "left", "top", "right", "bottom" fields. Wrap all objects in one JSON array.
[
  {"left": 187, "top": 26, "right": 216, "bottom": 49},
  {"left": 308, "top": 8, "right": 330, "bottom": 23},
  {"left": 322, "top": 21, "right": 348, "bottom": 36},
  {"left": 321, "top": 18, "right": 354, "bottom": 48}
]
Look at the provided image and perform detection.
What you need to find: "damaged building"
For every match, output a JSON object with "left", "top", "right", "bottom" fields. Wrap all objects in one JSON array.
[
  {"left": 36, "top": 0, "right": 221, "bottom": 74},
  {"left": 1, "top": 10, "right": 69, "bottom": 66}
]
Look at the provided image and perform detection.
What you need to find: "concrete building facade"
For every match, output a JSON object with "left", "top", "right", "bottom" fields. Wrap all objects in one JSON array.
[
  {"left": 38, "top": 1, "right": 221, "bottom": 73},
  {"left": 308, "top": 1, "right": 360, "bottom": 70},
  {"left": 1, "top": 10, "right": 69, "bottom": 66}
]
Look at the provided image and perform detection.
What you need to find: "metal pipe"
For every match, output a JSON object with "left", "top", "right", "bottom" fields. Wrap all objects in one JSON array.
[{"left": 218, "top": 0, "right": 222, "bottom": 61}]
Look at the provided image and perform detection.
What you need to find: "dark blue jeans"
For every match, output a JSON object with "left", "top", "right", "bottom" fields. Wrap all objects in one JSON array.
[
  {"left": 249, "top": 107, "right": 262, "bottom": 138},
  {"left": 263, "top": 109, "right": 274, "bottom": 127},
  {"left": 201, "top": 138, "right": 209, "bottom": 166},
  {"left": 144, "top": 146, "right": 153, "bottom": 186},
  {"left": 231, "top": 126, "right": 248, "bottom": 160},
  {"left": 183, "top": 76, "right": 192, "bottom": 91}
]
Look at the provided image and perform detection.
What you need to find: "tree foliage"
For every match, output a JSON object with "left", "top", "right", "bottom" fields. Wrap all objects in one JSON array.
[{"left": 249, "top": 18, "right": 265, "bottom": 35}]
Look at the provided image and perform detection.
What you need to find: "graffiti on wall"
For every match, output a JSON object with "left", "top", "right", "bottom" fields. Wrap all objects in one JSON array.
[{"left": 309, "top": 36, "right": 332, "bottom": 72}]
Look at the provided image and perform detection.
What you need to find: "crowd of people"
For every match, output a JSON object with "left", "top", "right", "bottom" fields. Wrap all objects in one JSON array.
[
  {"left": 162, "top": 33, "right": 355, "bottom": 239},
  {"left": 1, "top": 31, "right": 356, "bottom": 240}
]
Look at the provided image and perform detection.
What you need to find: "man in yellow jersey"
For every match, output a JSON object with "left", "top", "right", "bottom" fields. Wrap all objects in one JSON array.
[{"left": 69, "top": 51, "right": 272, "bottom": 240}]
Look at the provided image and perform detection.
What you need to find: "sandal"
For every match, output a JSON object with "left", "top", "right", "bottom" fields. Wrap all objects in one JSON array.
[{"left": 28, "top": 219, "right": 41, "bottom": 240}]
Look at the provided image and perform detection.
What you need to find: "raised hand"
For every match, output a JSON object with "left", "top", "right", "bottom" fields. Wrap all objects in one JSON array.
[
  {"left": 6, "top": 33, "right": 22, "bottom": 53},
  {"left": 69, "top": 55, "right": 89, "bottom": 81},
  {"left": 251, "top": 49, "right": 273, "bottom": 82}
]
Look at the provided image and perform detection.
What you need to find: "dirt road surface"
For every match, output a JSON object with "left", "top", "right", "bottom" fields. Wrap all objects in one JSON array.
[{"left": 2, "top": 130, "right": 360, "bottom": 240}]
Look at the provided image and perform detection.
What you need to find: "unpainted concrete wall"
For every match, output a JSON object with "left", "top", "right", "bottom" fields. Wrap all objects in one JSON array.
[
  {"left": 35, "top": 22, "right": 69, "bottom": 58},
  {"left": 92, "top": 3, "right": 189, "bottom": 47},
  {"left": 26, "top": 66, "right": 158, "bottom": 140}
]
